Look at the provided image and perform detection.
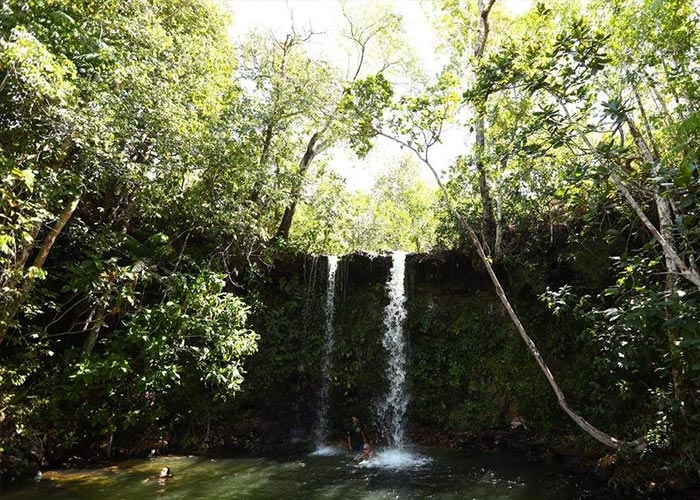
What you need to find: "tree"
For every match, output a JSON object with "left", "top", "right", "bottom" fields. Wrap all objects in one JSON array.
[
  {"left": 290, "top": 156, "right": 439, "bottom": 254},
  {"left": 358, "top": 0, "right": 647, "bottom": 451},
  {"left": 441, "top": 0, "right": 700, "bottom": 450},
  {"left": 244, "top": 3, "right": 413, "bottom": 242},
  {"left": 367, "top": 158, "right": 439, "bottom": 253},
  {"left": 1, "top": 0, "right": 262, "bottom": 466},
  {"left": 0, "top": 0, "right": 240, "bottom": 343}
]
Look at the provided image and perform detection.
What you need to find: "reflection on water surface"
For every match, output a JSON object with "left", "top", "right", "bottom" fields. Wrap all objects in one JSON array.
[{"left": 4, "top": 447, "right": 607, "bottom": 500}]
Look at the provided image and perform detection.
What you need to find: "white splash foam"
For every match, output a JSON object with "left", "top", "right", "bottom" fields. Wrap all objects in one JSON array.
[
  {"left": 357, "top": 448, "right": 432, "bottom": 470},
  {"left": 310, "top": 445, "right": 344, "bottom": 457}
]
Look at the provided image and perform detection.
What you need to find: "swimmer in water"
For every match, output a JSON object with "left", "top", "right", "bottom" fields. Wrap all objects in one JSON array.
[
  {"left": 159, "top": 466, "right": 174, "bottom": 479},
  {"left": 358, "top": 443, "right": 376, "bottom": 461},
  {"left": 143, "top": 466, "right": 174, "bottom": 484}
]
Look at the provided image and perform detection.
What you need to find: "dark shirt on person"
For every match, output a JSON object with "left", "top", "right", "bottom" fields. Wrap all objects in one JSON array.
[{"left": 347, "top": 423, "right": 364, "bottom": 452}]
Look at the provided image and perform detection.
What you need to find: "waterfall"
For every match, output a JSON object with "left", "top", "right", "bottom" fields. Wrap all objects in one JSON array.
[
  {"left": 378, "top": 251, "right": 409, "bottom": 448},
  {"left": 303, "top": 255, "right": 321, "bottom": 328},
  {"left": 314, "top": 255, "right": 338, "bottom": 449}
]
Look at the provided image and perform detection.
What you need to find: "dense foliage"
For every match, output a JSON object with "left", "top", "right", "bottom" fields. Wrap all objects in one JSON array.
[
  {"left": 0, "top": 0, "right": 258, "bottom": 477},
  {"left": 1, "top": 0, "right": 699, "bottom": 494}
]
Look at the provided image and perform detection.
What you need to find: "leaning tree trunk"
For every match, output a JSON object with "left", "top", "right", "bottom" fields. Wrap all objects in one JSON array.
[
  {"left": 424, "top": 159, "right": 646, "bottom": 452},
  {"left": 374, "top": 0, "right": 645, "bottom": 454},
  {"left": 0, "top": 136, "right": 77, "bottom": 343},
  {"left": 0, "top": 195, "right": 81, "bottom": 344},
  {"left": 553, "top": 91, "right": 699, "bottom": 416},
  {"left": 553, "top": 96, "right": 700, "bottom": 291},
  {"left": 379, "top": 125, "right": 646, "bottom": 450},
  {"left": 273, "top": 132, "right": 319, "bottom": 241},
  {"left": 81, "top": 306, "right": 105, "bottom": 358},
  {"left": 29, "top": 196, "right": 80, "bottom": 272},
  {"left": 626, "top": 113, "right": 686, "bottom": 407}
]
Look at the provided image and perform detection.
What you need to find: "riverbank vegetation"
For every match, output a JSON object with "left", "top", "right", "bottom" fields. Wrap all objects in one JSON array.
[{"left": 1, "top": 0, "right": 699, "bottom": 495}]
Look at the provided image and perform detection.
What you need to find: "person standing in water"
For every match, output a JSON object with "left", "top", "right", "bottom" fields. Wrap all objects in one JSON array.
[{"left": 346, "top": 416, "right": 366, "bottom": 453}]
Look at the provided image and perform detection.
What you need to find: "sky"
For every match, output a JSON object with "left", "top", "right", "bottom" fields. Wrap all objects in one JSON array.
[{"left": 220, "top": 0, "right": 535, "bottom": 191}]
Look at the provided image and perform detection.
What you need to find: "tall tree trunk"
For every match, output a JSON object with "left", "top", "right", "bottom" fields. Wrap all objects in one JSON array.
[
  {"left": 249, "top": 121, "right": 277, "bottom": 205},
  {"left": 494, "top": 158, "right": 507, "bottom": 260},
  {"left": 81, "top": 306, "right": 106, "bottom": 358},
  {"left": 0, "top": 195, "right": 81, "bottom": 344},
  {"left": 106, "top": 432, "right": 114, "bottom": 459},
  {"left": 273, "top": 132, "right": 319, "bottom": 241},
  {"left": 259, "top": 122, "right": 275, "bottom": 169},
  {"left": 553, "top": 96, "right": 700, "bottom": 291},
  {"left": 626, "top": 114, "right": 686, "bottom": 407},
  {"left": 473, "top": 0, "right": 498, "bottom": 254}
]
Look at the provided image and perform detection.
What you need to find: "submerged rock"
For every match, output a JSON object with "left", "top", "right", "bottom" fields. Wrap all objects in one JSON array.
[{"left": 594, "top": 453, "right": 617, "bottom": 483}]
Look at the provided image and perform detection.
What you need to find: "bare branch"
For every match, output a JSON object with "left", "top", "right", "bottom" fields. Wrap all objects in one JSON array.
[
  {"left": 554, "top": 94, "right": 700, "bottom": 291},
  {"left": 377, "top": 121, "right": 645, "bottom": 451}
]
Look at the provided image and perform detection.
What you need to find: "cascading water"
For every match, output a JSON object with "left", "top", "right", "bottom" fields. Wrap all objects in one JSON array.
[
  {"left": 292, "top": 255, "right": 323, "bottom": 443},
  {"left": 303, "top": 255, "right": 321, "bottom": 323},
  {"left": 312, "top": 256, "right": 339, "bottom": 455},
  {"left": 366, "top": 251, "right": 430, "bottom": 469},
  {"left": 378, "top": 251, "right": 409, "bottom": 448}
]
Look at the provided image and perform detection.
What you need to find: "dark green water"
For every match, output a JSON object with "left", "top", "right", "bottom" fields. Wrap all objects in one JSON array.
[{"left": 3, "top": 447, "right": 606, "bottom": 500}]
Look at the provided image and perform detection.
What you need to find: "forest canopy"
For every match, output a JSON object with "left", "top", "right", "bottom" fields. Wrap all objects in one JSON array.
[{"left": 1, "top": 0, "right": 699, "bottom": 492}]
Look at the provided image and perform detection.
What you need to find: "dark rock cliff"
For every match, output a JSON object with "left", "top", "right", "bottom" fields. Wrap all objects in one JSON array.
[{"left": 230, "top": 250, "right": 600, "bottom": 459}]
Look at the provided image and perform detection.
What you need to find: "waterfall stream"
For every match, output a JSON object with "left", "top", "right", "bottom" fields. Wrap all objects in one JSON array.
[
  {"left": 378, "top": 251, "right": 409, "bottom": 448},
  {"left": 314, "top": 256, "right": 338, "bottom": 451}
]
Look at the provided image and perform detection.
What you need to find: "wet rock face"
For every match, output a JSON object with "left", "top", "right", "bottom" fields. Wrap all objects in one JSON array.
[
  {"left": 340, "top": 252, "right": 391, "bottom": 287},
  {"left": 244, "top": 250, "right": 504, "bottom": 426},
  {"left": 217, "top": 419, "right": 312, "bottom": 456},
  {"left": 406, "top": 251, "right": 489, "bottom": 295},
  {"left": 240, "top": 249, "right": 601, "bottom": 457},
  {"left": 241, "top": 251, "right": 484, "bottom": 430}
]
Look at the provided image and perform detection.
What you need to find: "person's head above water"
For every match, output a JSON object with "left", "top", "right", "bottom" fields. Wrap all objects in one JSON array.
[
  {"left": 360, "top": 443, "right": 376, "bottom": 459},
  {"left": 159, "top": 466, "right": 173, "bottom": 478}
]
